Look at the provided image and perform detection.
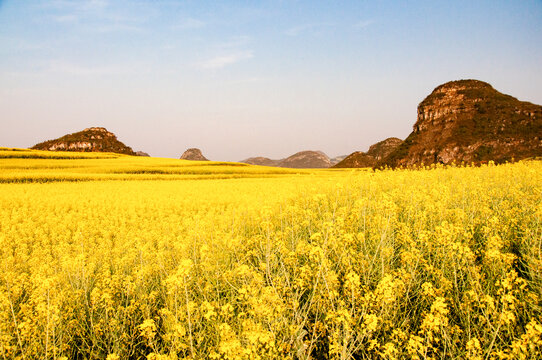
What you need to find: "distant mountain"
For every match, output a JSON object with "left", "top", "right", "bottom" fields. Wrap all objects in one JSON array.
[
  {"left": 381, "top": 79, "right": 542, "bottom": 167},
  {"left": 241, "top": 157, "right": 281, "bottom": 166},
  {"left": 334, "top": 138, "right": 403, "bottom": 168},
  {"left": 334, "top": 152, "right": 376, "bottom": 168},
  {"left": 330, "top": 155, "right": 348, "bottom": 165},
  {"left": 366, "top": 137, "right": 404, "bottom": 161},
  {"left": 240, "top": 151, "right": 333, "bottom": 168},
  {"left": 135, "top": 151, "right": 150, "bottom": 157},
  {"left": 32, "top": 127, "right": 136, "bottom": 155},
  {"left": 180, "top": 148, "right": 209, "bottom": 161},
  {"left": 277, "top": 150, "right": 332, "bottom": 168}
]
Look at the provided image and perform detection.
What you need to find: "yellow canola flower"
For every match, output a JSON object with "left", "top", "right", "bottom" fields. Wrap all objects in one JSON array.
[{"left": 0, "top": 151, "right": 540, "bottom": 359}]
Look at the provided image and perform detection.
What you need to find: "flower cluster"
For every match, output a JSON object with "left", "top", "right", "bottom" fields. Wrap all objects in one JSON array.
[{"left": 0, "top": 156, "right": 541, "bottom": 359}]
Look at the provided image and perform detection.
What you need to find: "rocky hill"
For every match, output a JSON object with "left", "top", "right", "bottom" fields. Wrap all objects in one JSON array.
[
  {"left": 334, "top": 138, "right": 403, "bottom": 168},
  {"left": 180, "top": 148, "right": 209, "bottom": 161},
  {"left": 381, "top": 80, "right": 542, "bottom": 167},
  {"left": 135, "top": 151, "right": 150, "bottom": 157},
  {"left": 241, "top": 157, "right": 280, "bottom": 166},
  {"left": 240, "top": 151, "right": 333, "bottom": 168},
  {"left": 334, "top": 152, "right": 376, "bottom": 168},
  {"left": 278, "top": 151, "right": 332, "bottom": 168},
  {"left": 367, "top": 137, "right": 404, "bottom": 161},
  {"left": 32, "top": 127, "right": 136, "bottom": 155},
  {"left": 330, "top": 155, "right": 348, "bottom": 166}
]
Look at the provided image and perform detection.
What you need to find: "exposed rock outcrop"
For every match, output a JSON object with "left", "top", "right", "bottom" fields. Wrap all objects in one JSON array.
[
  {"left": 32, "top": 127, "right": 136, "bottom": 155},
  {"left": 381, "top": 80, "right": 542, "bottom": 167},
  {"left": 334, "top": 138, "right": 403, "bottom": 168},
  {"left": 180, "top": 148, "right": 209, "bottom": 161}
]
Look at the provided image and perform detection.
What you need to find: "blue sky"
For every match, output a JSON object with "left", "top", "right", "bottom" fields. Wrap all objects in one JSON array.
[{"left": 1, "top": 0, "right": 541, "bottom": 160}]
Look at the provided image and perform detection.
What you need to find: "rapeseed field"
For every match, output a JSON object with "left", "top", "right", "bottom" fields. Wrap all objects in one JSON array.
[{"left": 0, "top": 148, "right": 541, "bottom": 359}]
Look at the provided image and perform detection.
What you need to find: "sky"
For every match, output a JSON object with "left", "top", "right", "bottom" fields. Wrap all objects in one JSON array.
[{"left": 1, "top": 0, "right": 541, "bottom": 161}]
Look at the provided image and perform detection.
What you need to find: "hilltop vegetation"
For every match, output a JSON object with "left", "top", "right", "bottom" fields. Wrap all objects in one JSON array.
[
  {"left": 242, "top": 151, "right": 334, "bottom": 168},
  {"left": 381, "top": 80, "right": 542, "bottom": 167},
  {"left": 31, "top": 127, "right": 138, "bottom": 155},
  {"left": 1, "top": 151, "right": 541, "bottom": 359},
  {"left": 334, "top": 138, "right": 403, "bottom": 168}
]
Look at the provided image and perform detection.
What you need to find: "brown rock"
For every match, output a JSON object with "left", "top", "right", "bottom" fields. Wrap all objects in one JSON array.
[
  {"left": 329, "top": 155, "right": 348, "bottom": 165},
  {"left": 277, "top": 150, "right": 331, "bottom": 168},
  {"left": 381, "top": 79, "right": 542, "bottom": 167},
  {"left": 241, "top": 157, "right": 280, "bottom": 166},
  {"left": 180, "top": 148, "right": 209, "bottom": 161},
  {"left": 334, "top": 138, "right": 403, "bottom": 168},
  {"left": 32, "top": 127, "right": 136, "bottom": 155}
]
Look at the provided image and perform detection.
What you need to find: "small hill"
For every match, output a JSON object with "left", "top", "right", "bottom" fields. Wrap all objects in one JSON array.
[
  {"left": 240, "top": 151, "right": 333, "bottom": 168},
  {"left": 180, "top": 148, "right": 209, "bottom": 161},
  {"left": 330, "top": 155, "right": 348, "bottom": 165},
  {"left": 334, "top": 151, "right": 376, "bottom": 168},
  {"left": 135, "top": 151, "right": 150, "bottom": 157},
  {"left": 381, "top": 79, "right": 542, "bottom": 167},
  {"left": 32, "top": 127, "right": 136, "bottom": 155},
  {"left": 241, "top": 157, "right": 280, "bottom": 167},
  {"left": 366, "top": 137, "right": 404, "bottom": 161},
  {"left": 334, "top": 138, "right": 403, "bottom": 168},
  {"left": 278, "top": 150, "right": 332, "bottom": 168}
]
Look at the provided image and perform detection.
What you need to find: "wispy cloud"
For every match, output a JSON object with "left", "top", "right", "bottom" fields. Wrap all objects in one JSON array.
[
  {"left": 284, "top": 23, "right": 333, "bottom": 36},
  {"left": 0, "top": 36, "right": 48, "bottom": 52},
  {"left": 284, "top": 24, "right": 313, "bottom": 36},
  {"left": 171, "top": 17, "right": 206, "bottom": 30},
  {"left": 218, "top": 35, "right": 252, "bottom": 49},
  {"left": 82, "top": 0, "right": 109, "bottom": 11},
  {"left": 3, "top": 59, "right": 149, "bottom": 78},
  {"left": 44, "top": 0, "right": 109, "bottom": 12},
  {"left": 229, "top": 76, "right": 268, "bottom": 84},
  {"left": 51, "top": 14, "right": 79, "bottom": 23},
  {"left": 90, "top": 23, "right": 144, "bottom": 33},
  {"left": 353, "top": 19, "right": 375, "bottom": 29},
  {"left": 198, "top": 51, "right": 254, "bottom": 70},
  {"left": 41, "top": 0, "right": 149, "bottom": 33},
  {"left": 46, "top": 60, "right": 143, "bottom": 76}
]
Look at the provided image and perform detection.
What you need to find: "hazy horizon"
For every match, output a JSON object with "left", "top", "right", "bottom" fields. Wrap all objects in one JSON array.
[{"left": 1, "top": 0, "right": 541, "bottom": 161}]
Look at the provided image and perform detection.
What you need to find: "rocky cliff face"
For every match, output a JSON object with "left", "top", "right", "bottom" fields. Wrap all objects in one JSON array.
[
  {"left": 334, "top": 138, "right": 403, "bottom": 168},
  {"left": 180, "top": 148, "right": 209, "bottom": 161},
  {"left": 382, "top": 80, "right": 542, "bottom": 167},
  {"left": 32, "top": 127, "right": 136, "bottom": 155}
]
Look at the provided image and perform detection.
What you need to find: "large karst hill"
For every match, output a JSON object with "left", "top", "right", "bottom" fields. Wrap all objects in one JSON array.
[
  {"left": 380, "top": 79, "right": 542, "bottom": 167},
  {"left": 32, "top": 127, "right": 137, "bottom": 155}
]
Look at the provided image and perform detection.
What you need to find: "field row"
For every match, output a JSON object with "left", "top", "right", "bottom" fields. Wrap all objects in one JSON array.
[{"left": 1, "top": 156, "right": 541, "bottom": 359}]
